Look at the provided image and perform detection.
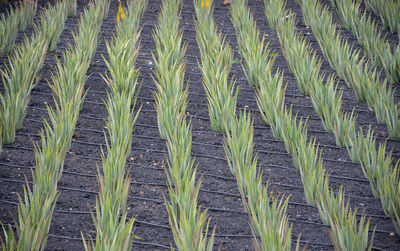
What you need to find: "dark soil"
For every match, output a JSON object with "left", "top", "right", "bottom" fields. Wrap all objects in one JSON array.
[{"left": 1, "top": 0, "right": 400, "bottom": 250}]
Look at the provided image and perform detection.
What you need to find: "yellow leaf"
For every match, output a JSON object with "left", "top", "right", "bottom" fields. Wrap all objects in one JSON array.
[
  {"left": 117, "top": 2, "right": 125, "bottom": 21},
  {"left": 201, "top": 0, "right": 210, "bottom": 8}
]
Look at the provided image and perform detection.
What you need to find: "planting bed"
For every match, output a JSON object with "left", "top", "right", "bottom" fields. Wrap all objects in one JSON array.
[{"left": 1, "top": 0, "right": 400, "bottom": 250}]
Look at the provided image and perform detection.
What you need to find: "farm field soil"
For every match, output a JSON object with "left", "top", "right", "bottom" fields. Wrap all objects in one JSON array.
[{"left": 1, "top": 0, "right": 400, "bottom": 250}]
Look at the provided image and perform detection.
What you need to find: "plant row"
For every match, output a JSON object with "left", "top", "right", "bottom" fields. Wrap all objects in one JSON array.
[
  {"left": 152, "top": 0, "right": 214, "bottom": 250},
  {"left": 192, "top": 0, "right": 292, "bottom": 249},
  {"left": 299, "top": 0, "right": 400, "bottom": 235},
  {"left": 193, "top": 0, "right": 237, "bottom": 133},
  {"left": 231, "top": 0, "right": 375, "bottom": 249},
  {"left": 225, "top": 108, "right": 294, "bottom": 250},
  {"left": 0, "top": 0, "right": 76, "bottom": 149},
  {"left": 1, "top": 1, "right": 107, "bottom": 250},
  {"left": 82, "top": 1, "right": 146, "bottom": 250},
  {"left": 194, "top": 4, "right": 291, "bottom": 248},
  {"left": 266, "top": 0, "right": 400, "bottom": 238},
  {"left": 330, "top": 0, "right": 400, "bottom": 84},
  {"left": 0, "top": 0, "right": 37, "bottom": 58},
  {"left": 364, "top": 0, "right": 399, "bottom": 34},
  {"left": 153, "top": 0, "right": 187, "bottom": 139},
  {"left": 229, "top": 0, "right": 292, "bottom": 248},
  {"left": 300, "top": 0, "right": 400, "bottom": 138}
]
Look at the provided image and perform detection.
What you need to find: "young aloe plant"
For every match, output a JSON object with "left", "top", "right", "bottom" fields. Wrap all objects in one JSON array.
[
  {"left": 152, "top": 0, "right": 215, "bottom": 249},
  {"left": 0, "top": 0, "right": 39, "bottom": 57},
  {"left": 293, "top": 138, "right": 326, "bottom": 206},
  {"left": 316, "top": 186, "right": 375, "bottom": 251},
  {"left": 36, "top": 1, "right": 68, "bottom": 52},
  {"left": 0, "top": 37, "right": 47, "bottom": 144},
  {"left": 262, "top": 0, "right": 376, "bottom": 248},
  {"left": 194, "top": 0, "right": 237, "bottom": 133},
  {"left": 333, "top": 109, "right": 356, "bottom": 147},
  {"left": 230, "top": 0, "right": 277, "bottom": 89},
  {"left": 300, "top": 0, "right": 400, "bottom": 138},
  {"left": 263, "top": 0, "right": 288, "bottom": 31},
  {"left": 164, "top": 119, "right": 215, "bottom": 251},
  {"left": 255, "top": 71, "right": 286, "bottom": 140},
  {"left": 83, "top": 1, "right": 147, "bottom": 250},
  {"left": 360, "top": 142, "right": 391, "bottom": 198},
  {"left": 332, "top": 0, "right": 400, "bottom": 83},
  {"left": 275, "top": 9, "right": 322, "bottom": 96},
  {"left": 0, "top": 0, "right": 78, "bottom": 146},
  {"left": 64, "top": 0, "right": 77, "bottom": 17},
  {"left": 224, "top": 110, "right": 293, "bottom": 251},
  {"left": 376, "top": 161, "right": 400, "bottom": 235},
  {"left": 365, "top": 0, "right": 400, "bottom": 34},
  {"left": 1, "top": 1, "right": 105, "bottom": 250},
  {"left": 309, "top": 75, "right": 342, "bottom": 133},
  {"left": 152, "top": 0, "right": 188, "bottom": 139},
  {"left": 0, "top": 9, "right": 19, "bottom": 58},
  {"left": 16, "top": 0, "right": 37, "bottom": 31},
  {"left": 345, "top": 126, "right": 374, "bottom": 163}
]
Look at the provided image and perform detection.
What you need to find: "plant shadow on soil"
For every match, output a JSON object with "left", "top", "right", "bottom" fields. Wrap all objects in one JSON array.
[{"left": 1, "top": 0, "right": 400, "bottom": 250}]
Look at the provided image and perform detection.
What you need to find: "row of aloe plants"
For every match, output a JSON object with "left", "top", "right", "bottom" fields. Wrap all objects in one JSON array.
[
  {"left": 193, "top": 1, "right": 293, "bottom": 249},
  {"left": 364, "top": 0, "right": 400, "bottom": 34},
  {"left": 231, "top": 0, "right": 375, "bottom": 249},
  {"left": 298, "top": 0, "right": 400, "bottom": 235},
  {"left": 0, "top": 0, "right": 76, "bottom": 150},
  {"left": 0, "top": 1, "right": 107, "bottom": 250},
  {"left": 271, "top": 2, "right": 354, "bottom": 148},
  {"left": 329, "top": 0, "right": 400, "bottom": 84},
  {"left": 82, "top": 1, "right": 146, "bottom": 250},
  {"left": 298, "top": 0, "right": 400, "bottom": 139},
  {"left": 193, "top": 0, "right": 237, "bottom": 133},
  {"left": 152, "top": 0, "right": 214, "bottom": 250},
  {"left": 268, "top": 0, "right": 400, "bottom": 238},
  {"left": 224, "top": 109, "right": 294, "bottom": 250},
  {"left": 0, "top": 0, "right": 37, "bottom": 58}
]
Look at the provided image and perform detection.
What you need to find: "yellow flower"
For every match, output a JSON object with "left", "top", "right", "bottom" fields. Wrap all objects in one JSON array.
[
  {"left": 117, "top": 2, "right": 125, "bottom": 22},
  {"left": 201, "top": 0, "right": 210, "bottom": 8}
]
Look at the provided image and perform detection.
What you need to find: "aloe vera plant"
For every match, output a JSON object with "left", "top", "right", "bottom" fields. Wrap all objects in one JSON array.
[
  {"left": 229, "top": 1, "right": 297, "bottom": 249},
  {"left": 300, "top": 0, "right": 400, "bottom": 138},
  {"left": 275, "top": 8, "right": 321, "bottom": 96},
  {"left": 65, "top": 0, "right": 77, "bottom": 17},
  {"left": 331, "top": 0, "right": 400, "bottom": 83},
  {"left": 152, "top": 0, "right": 214, "bottom": 249},
  {"left": 17, "top": 0, "right": 37, "bottom": 31},
  {"left": 1, "top": 1, "right": 105, "bottom": 250},
  {"left": 255, "top": 71, "right": 286, "bottom": 140},
  {"left": 165, "top": 119, "right": 214, "bottom": 251},
  {"left": 0, "top": 0, "right": 75, "bottom": 146},
  {"left": 0, "top": 10, "right": 19, "bottom": 58},
  {"left": 376, "top": 160, "right": 400, "bottom": 235},
  {"left": 365, "top": 0, "right": 400, "bottom": 34},
  {"left": 317, "top": 186, "right": 375, "bottom": 251},
  {"left": 0, "top": 0, "right": 39, "bottom": 58},
  {"left": 298, "top": 0, "right": 399, "bottom": 237},
  {"left": 224, "top": 110, "right": 293, "bottom": 251},
  {"left": 37, "top": 1, "right": 68, "bottom": 52},
  {"left": 193, "top": 0, "right": 237, "bottom": 132},
  {"left": 82, "top": 1, "right": 147, "bottom": 250},
  {"left": 152, "top": 0, "right": 187, "bottom": 139},
  {"left": 230, "top": 0, "right": 276, "bottom": 89},
  {"left": 0, "top": 37, "right": 47, "bottom": 144},
  {"left": 258, "top": 0, "right": 375, "bottom": 248}
]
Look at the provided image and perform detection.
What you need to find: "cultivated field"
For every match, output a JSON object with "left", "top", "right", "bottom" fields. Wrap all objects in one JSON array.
[{"left": 0, "top": 0, "right": 400, "bottom": 250}]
